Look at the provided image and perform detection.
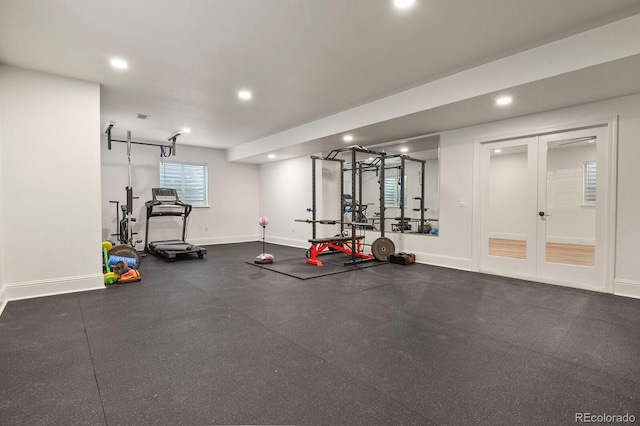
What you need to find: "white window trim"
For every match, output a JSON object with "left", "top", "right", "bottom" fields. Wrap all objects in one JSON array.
[{"left": 159, "top": 160, "right": 210, "bottom": 208}]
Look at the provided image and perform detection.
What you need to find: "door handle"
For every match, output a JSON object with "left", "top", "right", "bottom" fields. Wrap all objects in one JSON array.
[{"left": 538, "top": 211, "right": 552, "bottom": 217}]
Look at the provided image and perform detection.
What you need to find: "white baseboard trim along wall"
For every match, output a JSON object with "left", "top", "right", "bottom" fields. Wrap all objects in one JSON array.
[
  {"left": 188, "top": 235, "right": 259, "bottom": 246},
  {"left": 0, "top": 244, "right": 636, "bottom": 317},
  {"left": 5, "top": 274, "right": 105, "bottom": 301},
  {"left": 412, "top": 252, "right": 473, "bottom": 271},
  {"left": 266, "top": 236, "right": 310, "bottom": 250},
  {"left": 266, "top": 238, "right": 475, "bottom": 272},
  {"left": 613, "top": 279, "right": 640, "bottom": 299},
  {"left": 0, "top": 286, "right": 7, "bottom": 316}
]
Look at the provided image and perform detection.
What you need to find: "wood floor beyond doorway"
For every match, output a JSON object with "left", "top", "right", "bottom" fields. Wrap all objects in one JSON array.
[{"left": 488, "top": 238, "right": 595, "bottom": 267}]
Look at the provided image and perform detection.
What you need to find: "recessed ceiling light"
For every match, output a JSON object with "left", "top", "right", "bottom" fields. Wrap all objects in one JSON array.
[
  {"left": 181, "top": 127, "right": 191, "bottom": 133},
  {"left": 496, "top": 96, "right": 512, "bottom": 106},
  {"left": 343, "top": 135, "right": 354, "bottom": 142},
  {"left": 110, "top": 58, "right": 128, "bottom": 69},
  {"left": 494, "top": 149, "right": 502, "bottom": 153},
  {"left": 238, "top": 90, "right": 252, "bottom": 100},
  {"left": 268, "top": 154, "right": 276, "bottom": 159},
  {"left": 394, "top": 0, "right": 416, "bottom": 9},
  {"left": 400, "top": 147, "right": 408, "bottom": 153}
]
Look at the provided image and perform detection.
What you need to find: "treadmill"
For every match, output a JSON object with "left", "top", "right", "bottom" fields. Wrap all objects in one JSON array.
[{"left": 144, "top": 188, "right": 206, "bottom": 260}]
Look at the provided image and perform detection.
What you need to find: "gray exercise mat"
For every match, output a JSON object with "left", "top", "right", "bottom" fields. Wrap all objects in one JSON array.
[{"left": 247, "top": 251, "right": 385, "bottom": 280}]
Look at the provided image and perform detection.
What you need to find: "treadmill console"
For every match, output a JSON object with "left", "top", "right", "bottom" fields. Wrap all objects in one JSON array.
[
  {"left": 152, "top": 188, "right": 180, "bottom": 203},
  {"left": 146, "top": 188, "right": 191, "bottom": 218}
]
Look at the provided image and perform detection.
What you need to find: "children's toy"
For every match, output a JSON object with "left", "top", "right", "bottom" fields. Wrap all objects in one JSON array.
[
  {"left": 117, "top": 268, "right": 141, "bottom": 284},
  {"left": 102, "top": 241, "right": 118, "bottom": 285}
]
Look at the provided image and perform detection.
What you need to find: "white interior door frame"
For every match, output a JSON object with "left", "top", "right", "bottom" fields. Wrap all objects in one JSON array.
[
  {"left": 479, "top": 137, "right": 538, "bottom": 280},
  {"left": 472, "top": 116, "right": 618, "bottom": 292}
]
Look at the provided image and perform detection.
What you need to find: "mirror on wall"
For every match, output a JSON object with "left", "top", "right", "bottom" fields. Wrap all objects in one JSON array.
[
  {"left": 331, "top": 135, "right": 440, "bottom": 236},
  {"left": 339, "top": 149, "right": 384, "bottom": 230},
  {"left": 375, "top": 135, "right": 440, "bottom": 236}
]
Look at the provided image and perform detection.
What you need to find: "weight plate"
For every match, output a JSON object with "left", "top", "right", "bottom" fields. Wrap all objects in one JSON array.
[
  {"left": 108, "top": 245, "right": 142, "bottom": 267},
  {"left": 371, "top": 237, "right": 395, "bottom": 261}
]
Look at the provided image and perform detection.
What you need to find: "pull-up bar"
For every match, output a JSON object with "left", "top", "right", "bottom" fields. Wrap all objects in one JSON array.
[
  {"left": 104, "top": 121, "right": 181, "bottom": 156},
  {"left": 325, "top": 145, "right": 386, "bottom": 160}
]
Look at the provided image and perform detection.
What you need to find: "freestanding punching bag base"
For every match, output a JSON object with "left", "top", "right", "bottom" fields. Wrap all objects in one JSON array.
[{"left": 255, "top": 253, "right": 274, "bottom": 264}]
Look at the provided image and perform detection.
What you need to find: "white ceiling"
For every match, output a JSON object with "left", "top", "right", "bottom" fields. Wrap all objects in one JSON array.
[
  {"left": 1, "top": 0, "right": 640, "bottom": 162},
  {"left": 244, "top": 54, "right": 640, "bottom": 163}
]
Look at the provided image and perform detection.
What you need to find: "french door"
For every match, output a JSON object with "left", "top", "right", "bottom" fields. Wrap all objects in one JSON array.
[{"left": 479, "top": 126, "right": 610, "bottom": 291}]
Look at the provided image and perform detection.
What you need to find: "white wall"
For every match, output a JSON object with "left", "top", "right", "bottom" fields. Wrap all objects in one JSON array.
[
  {"left": 260, "top": 92, "right": 640, "bottom": 297},
  {"left": 0, "top": 90, "right": 6, "bottom": 313},
  {"left": 101, "top": 142, "right": 260, "bottom": 249},
  {"left": 488, "top": 151, "right": 529, "bottom": 240},
  {"left": 259, "top": 155, "right": 324, "bottom": 248},
  {"left": 0, "top": 65, "right": 103, "bottom": 300}
]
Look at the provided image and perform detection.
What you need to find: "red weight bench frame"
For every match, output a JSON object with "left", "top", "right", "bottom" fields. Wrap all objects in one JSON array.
[{"left": 306, "top": 235, "right": 372, "bottom": 266}]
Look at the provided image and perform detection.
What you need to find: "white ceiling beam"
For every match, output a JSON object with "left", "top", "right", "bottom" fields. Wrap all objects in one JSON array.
[{"left": 227, "top": 13, "right": 640, "bottom": 162}]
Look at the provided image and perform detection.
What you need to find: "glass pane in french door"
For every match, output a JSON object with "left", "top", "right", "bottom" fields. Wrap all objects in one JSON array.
[
  {"left": 544, "top": 137, "right": 596, "bottom": 266},
  {"left": 487, "top": 145, "right": 529, "bottom": 259}
]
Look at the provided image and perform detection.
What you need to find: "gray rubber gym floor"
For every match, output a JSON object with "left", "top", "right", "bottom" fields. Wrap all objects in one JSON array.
[{"left": 1, "top": 242, "right": 639, "bottom": 426}]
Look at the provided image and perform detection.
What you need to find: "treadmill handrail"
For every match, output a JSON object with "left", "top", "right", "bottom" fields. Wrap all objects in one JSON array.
[{"left": 145, "top": 200, "right": 192, "bottom": 218}]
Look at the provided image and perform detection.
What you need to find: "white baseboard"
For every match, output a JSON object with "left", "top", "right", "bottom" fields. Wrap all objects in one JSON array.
[
  {"left": 413, "top": 252, "right": 473, "bottom": 271},
  {"left": 5, "top": 274, "right": 105, "bottom": 301},
  {"left": 534, "top": 276, "right": 606, "bottom": 294},
  {"left": 188, "top": 235, "right": 259, "bottom": 246},
  {"left": 266, "top": 236, "right": 473, "bottom": 270},
  {"left": 266, "top": 236, "right": 310, "bottom": 249},
  {"left": 476, "top": 268, "right": 610, "bottom": 294},
  {"left": 613, "top": 278, "right": 640, "bottom": 299},
  {"left": 0, "top": 285, "right": 7, "bottom": 316}
]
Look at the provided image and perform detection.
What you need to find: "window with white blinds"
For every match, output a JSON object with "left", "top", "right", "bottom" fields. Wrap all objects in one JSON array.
[
  {"left": 384, "top": 175, "right": 407, "bottom": 207},
  {"left": 384, "top": 176, "right": 399, "bottom": 207},
  {"left": 159, "top": 161, "right": 209, "bottom": 207},
  {"left": 583, "top": 161, "right": 596, "bottom": 205}
]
